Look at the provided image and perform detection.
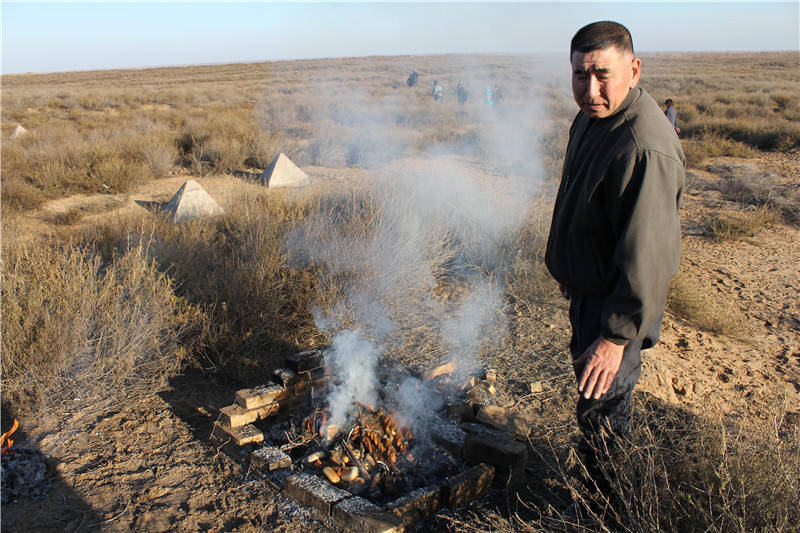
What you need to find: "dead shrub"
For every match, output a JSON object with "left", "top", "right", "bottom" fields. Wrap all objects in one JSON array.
[
  {"left": 707, "top": 162, "right": 800, "bottom": 226},
  {"left": 51, "top": 208, "right": 85, "bottom": 226},
  {"left": 710, "top": 205, "right": 781, "bottom": 242},
  {"left": 302, "top": 123, "right": 346, "bottom": 166},
  {"left": 200, "top": 136, "right": 246, "bottom": 174},
  {"left": 681, "top": 131, "right": 756, "bottom": 169},
  {"left": 667, "top": 269, "right": 745, "bottom": 337},
  {"left": 0, "top": 237, "right": 196, "bottom": 415},
  {"left": 90, "top": 156, "right": 148, "bottom": 194},
  {"left": 615, "top": 399, "right": 800, "bottom": 533},
  {"left": 0, "top": 179, "right": 47, "bottom": 212},
  {"left": 141, "top": 141, "right": 177, "bottom": 178}
]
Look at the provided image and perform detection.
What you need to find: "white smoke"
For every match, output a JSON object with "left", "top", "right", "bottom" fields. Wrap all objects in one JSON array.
[
  {"left": 275, "top": 56, "right": 553, "bottom": 425},
  {"left": 323, "top": 329, "right": 380, "bottom": 431}
]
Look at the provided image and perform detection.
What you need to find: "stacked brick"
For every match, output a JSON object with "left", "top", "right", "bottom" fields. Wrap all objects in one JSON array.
[
  {"left": 284, "top": 462, "right": 495, "bottom": 532},
  {"left": 206, "top": 354, "right": 531, "bottom": 531},
  {"left": 209, "top": 349, "right": 328, "bottom": 457}
]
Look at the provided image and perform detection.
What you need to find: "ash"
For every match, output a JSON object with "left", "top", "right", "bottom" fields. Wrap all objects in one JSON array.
[{"left": 1, "top": 449, "right": 53, "bottom": 504}]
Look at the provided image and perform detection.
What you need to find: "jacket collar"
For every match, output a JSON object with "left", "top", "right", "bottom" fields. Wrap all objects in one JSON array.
[{"left": 605, "top": 87, "right": 641, "bottom": 120}]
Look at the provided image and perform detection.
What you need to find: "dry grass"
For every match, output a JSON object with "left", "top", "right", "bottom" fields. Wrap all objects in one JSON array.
[
  {"left": 666, "top": 268, "right": 746, "bottom": 337},
  {"left": 0, "top": 234, "right": 202, "bottom": 415},
  {"left": 437, "top": 398, "right": 800, "bottom": 533},
  {"left": 643, "top": 53, "right": 800, "bottom": 156},
  {"left": 1, "top": 52, "right": 799, "bottom": 530},
  {"left": 710, "top": 205, "right": 782, "bottom": 242}
]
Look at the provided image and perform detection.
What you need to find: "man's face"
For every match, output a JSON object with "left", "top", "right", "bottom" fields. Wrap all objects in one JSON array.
[{"left": 571, "top": 46, "right": 641, "bottom": 119}]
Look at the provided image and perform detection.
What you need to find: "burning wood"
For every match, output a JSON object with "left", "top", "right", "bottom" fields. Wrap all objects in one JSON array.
[{"left": 299, "top": 403, "right": 417, "bottom": 499}]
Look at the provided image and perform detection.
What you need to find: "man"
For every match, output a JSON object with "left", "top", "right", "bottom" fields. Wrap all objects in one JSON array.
[
  {"left": 664, "top": 99, "right": 681, "bottom": 133},
  {"left": 545, "top": 21, "right": 684, "bottom": 464},
  {"left": 407, "top": 69, "right": 419, "bottom": 87},
  {"left": 493, "top": 84, "right": 504, "bottom": 106},
  {"left": 457, "top": 83, "right": 468, "bottom": 105},
  {"left": 432, "top": 80, "right": 443, "bottom": 102}
]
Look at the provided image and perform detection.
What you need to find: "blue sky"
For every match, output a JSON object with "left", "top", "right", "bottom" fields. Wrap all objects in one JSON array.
[{"left": 2, "top": 2, "right": 798, "bottom": 74}]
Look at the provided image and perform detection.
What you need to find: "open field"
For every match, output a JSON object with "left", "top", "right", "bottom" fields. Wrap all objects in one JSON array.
[{"left": 2, "top": 52, "right": 799, "bottom": 532}]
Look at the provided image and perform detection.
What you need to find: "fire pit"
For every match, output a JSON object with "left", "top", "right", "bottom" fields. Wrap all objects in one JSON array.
[
  {"left": 208, "top": 341, "right": 530, "bottom": 531},
  {"left": 1, "top": 419, "right": 54, "bottom": 504}
]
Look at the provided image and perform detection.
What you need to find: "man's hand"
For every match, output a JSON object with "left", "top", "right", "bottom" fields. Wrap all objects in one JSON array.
[{"left": 574, "top": 337, "right": 625, "bottom": 399}]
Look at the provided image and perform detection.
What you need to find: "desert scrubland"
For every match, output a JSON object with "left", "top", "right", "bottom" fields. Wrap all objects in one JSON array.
[{"left": 1, "top": 52, "right": 799, "bottom": 532}]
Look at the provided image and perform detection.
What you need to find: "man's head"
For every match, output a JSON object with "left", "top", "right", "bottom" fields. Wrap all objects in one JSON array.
[
  {"left": 570, "top": 21, "right": 641, "bottom": 119},
  {"left": 665, "top": 98, "right": 674, "bottom": 108}
]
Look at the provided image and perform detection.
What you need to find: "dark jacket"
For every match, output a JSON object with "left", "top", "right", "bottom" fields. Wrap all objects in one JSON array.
[{"left": 545, "top": 87, "right": 685, "bottom": 346}]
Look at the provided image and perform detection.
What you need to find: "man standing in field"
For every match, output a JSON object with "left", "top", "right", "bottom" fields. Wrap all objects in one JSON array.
[
  {"left": 432, "top": 80, "right": 444, "bottom": 103},
  {"left": 545, "top": 21, "right": 685, "bottom": 474},
  {"left": 664, "top": 98, "right": 681, "bottom": 133}
]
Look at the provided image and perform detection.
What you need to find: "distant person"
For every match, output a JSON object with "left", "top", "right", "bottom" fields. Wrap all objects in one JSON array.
[
  {"left": 484, "top": 86, "right": 493, "bottom": 108},
  {"left": 493, "top": 84, "right": 504, "bottom": 106},
  {"left": 432, "top": 80, "right": 443, "bottom": 103},
  {"left": 407, "top": 69, "right": 419, "bottom": 87},
  {"left": 457, "top": 83, "right": 468, "bottom": 105},
  {"left": 664, "top": 98, "right": 681, "bottom": 134},
  {"left": 545, "top": 21, "right": 684, "bottom": 486}
]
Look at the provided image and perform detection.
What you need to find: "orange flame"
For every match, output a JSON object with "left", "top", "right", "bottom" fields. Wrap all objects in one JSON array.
[{"left": 1, "top": 419, "right": 19, "bottom": 453}]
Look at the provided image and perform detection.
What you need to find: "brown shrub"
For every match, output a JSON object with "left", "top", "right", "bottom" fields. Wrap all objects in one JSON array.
[{"left": 1, "top": 236, "right": 197, "bottom": 414}]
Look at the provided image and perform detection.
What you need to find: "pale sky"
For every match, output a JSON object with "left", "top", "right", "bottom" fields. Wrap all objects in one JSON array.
[{"left": 1, "top": 2, "right": 798, "bottom": 74}]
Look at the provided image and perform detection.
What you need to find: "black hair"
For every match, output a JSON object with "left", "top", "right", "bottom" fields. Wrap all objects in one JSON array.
[{"left": 570, "top": 21, "right": 634, "bottom": 58}]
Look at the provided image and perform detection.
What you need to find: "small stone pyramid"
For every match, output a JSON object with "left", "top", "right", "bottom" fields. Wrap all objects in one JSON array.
[
  {"left": 259, "top": 153, "right": 310, "bottom": 188},
  {"left": 163, "top": 180, "right": 224, "bottom": 223},
  {"left": 8, "top": 125, "right": 28, "bottom": 140}
]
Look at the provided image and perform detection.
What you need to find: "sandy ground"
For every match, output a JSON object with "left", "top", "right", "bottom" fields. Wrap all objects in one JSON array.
[{"left": 2, "top": 150, "right": 798, "bottom": 532}]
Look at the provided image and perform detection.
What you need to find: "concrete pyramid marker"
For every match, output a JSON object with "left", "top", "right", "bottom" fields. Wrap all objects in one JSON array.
[
  {"left": 259, "top": 153, "right": 310, "bottom": 188},
  {"left": 163, "top": 180, "right": 224, "bottom": 223},
  {"left": 8, "top": 125, "right": 28, "bottom": 140}
]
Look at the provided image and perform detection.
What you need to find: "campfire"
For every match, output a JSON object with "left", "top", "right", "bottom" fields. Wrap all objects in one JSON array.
[
  {"left": 1, "top": 419, "right": 54, "bottom": 504},
  {"left": 295, "top": 402, "right": 426, "bottom": 501},
  {"left": 1, "top": 419, "right": 19, "bottom": 453},
  {"left": 209, "top": 345, "right": 532, "bottom": 530}
]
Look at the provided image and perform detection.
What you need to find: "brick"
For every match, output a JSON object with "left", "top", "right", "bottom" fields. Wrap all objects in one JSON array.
[
  {"left": 386, "top": 485, "right": 442, "bottom": 527},
  {"left": 218, "top": 402, "right": 278, "bottom": 427},
  {"left": 235, "top": 383, "right": 292, "bottom": 410},
  {"left": 429, "top": 418, "right": 466, "bottom": 458},
  {"left": 285, "top": 349, "right": 325, "bottom": 373},
  {"left": 445, "top": 401, "right": 475, "bottom": 421},
  {"left": 273, "top": 367, "right": 311, "bottom": 388},
  {"left": 474, "top": 405, "right": 530, "bottom": 439},
  {"left": 284, "top": 472, "right": 350, "bottom": 518},
  {"left": 279, "top": 391, "right": 312, "bottom": 414},
  {"left": 444, "top": 463, "right": 495, "bottom": 509},
  {"left": 250, "top": 445, "right": 292, "bottom": 472},
  {"left": 212, "top": 421, "right": 264, "bottom": 446},
  {"left": 466, "top": 385, "right": 493, "bottom": 405},
  {"left": 332, "top": 496, "right": 405, "bottom": 533},
  {"left": 208, "top": 433, "right": 253, "bottom": 463},
  {"left": 462, "top": 433, "right": 527, "bottom": 487}
]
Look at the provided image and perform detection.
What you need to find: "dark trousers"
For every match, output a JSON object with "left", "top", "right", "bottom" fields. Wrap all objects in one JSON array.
[{"left": 568, "top": 293, "right": 662, "bottom": 448}]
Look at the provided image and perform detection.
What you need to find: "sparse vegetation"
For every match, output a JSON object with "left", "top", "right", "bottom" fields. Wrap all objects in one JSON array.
[
  {"left": 667, "top": 267, "right": 746, "bottom": 337},
  {"left": 0, "top": 235, "right": 203, "bottom": 415},
  {"left": 2, "top": 53, "right": 799, "bottom": 532},
  {"left": 710, "top": 205, "right": 782, "bottom": 242}
]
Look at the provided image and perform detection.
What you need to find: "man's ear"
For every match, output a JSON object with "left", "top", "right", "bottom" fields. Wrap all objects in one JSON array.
[{"left": 630, "top": 57, "right": 642, "bottom": 88}]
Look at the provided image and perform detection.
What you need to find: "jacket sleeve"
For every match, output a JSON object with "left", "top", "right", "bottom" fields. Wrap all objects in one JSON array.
[{"left": 601, "top": 149, "right": 684, "bottom": 345}]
